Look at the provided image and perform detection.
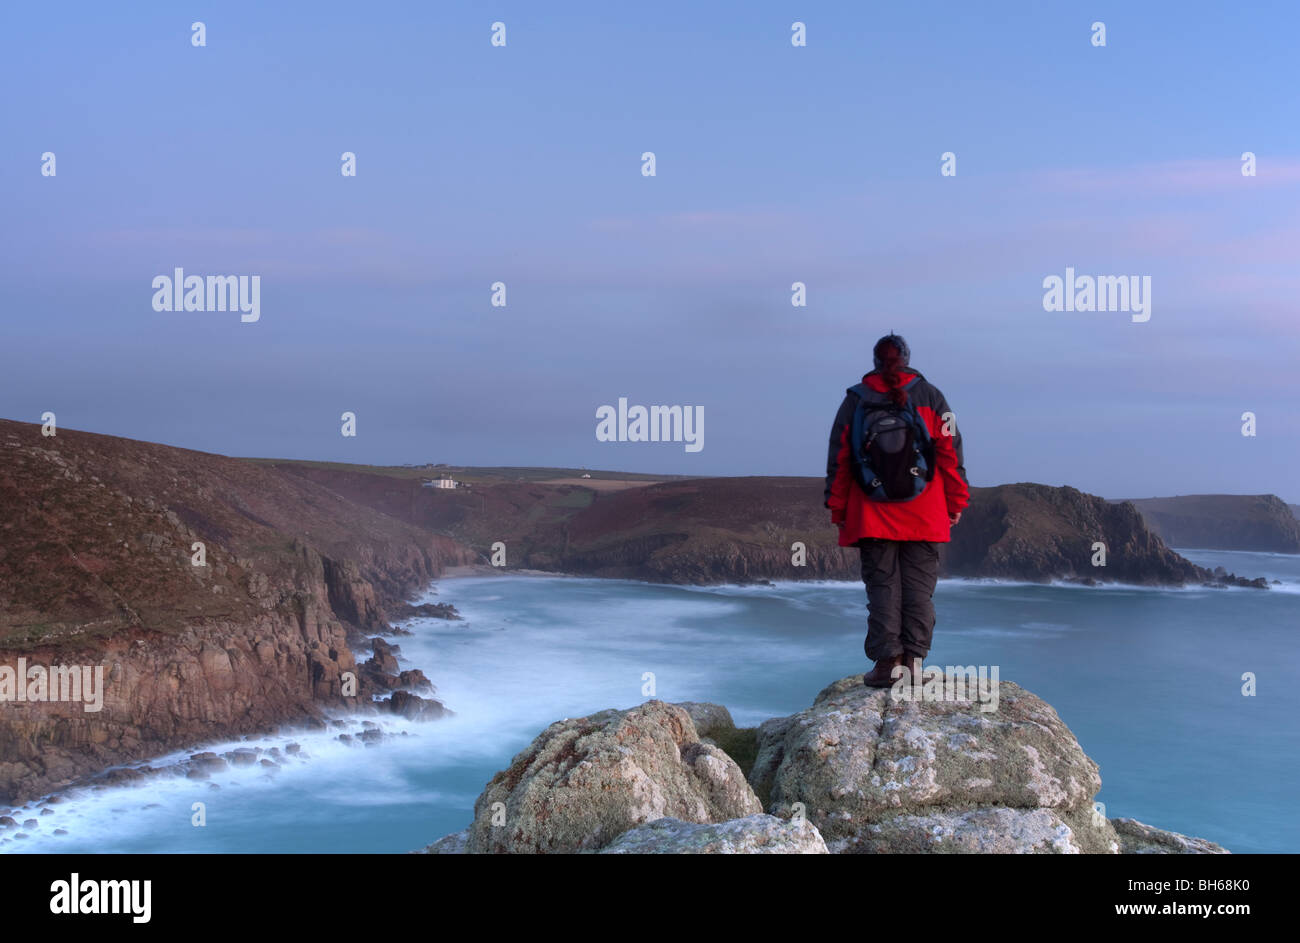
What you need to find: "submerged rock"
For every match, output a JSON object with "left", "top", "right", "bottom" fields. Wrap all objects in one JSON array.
[
  {"left": 384, "top": 690, "right": 447, "bottom": 721},
  {"left": 1111, "top": 817, "right": 1229, "bottom": 854},
  {"left": 420, "top": 828, "right": 470, "bottom": 854},
  {"left": 391, "top": 601, "right": 461, "bottom": 621}
]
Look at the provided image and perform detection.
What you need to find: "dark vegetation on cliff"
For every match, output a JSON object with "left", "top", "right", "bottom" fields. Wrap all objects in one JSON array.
[
  {"left": 0, "top": 420, "right": 469, "bottom": 651},
  {"left": 275, "top": 464, "right": 1265, "bottom": 588},
  {"left": 0, "top": 420, "right": 470, "bottom": 803}
]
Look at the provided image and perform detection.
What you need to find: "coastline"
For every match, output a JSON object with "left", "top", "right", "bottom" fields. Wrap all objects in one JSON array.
[
  {"left": 434, "top": 565, "right": 1280, "bottom": 593},
  {"left": 439, "top": 564, "right": 574, "bottom": 580},
  {"left": 11, "top": 560, "right": 1290, "bottom": 852}
]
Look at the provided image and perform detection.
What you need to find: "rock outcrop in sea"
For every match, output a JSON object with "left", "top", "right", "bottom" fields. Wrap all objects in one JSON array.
[{"left": 419, "top": 676, "right": 1229, "bottom": 855}]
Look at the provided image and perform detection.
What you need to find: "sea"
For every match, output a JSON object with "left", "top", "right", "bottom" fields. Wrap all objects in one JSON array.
[{"left": 3, "top": 549, "right": 1296, "bottom": 854}]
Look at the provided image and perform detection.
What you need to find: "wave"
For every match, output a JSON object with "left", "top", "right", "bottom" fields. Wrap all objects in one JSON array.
[
  {"left": 0, "top": 711, "right": 451, "bottom": 855},
  {"left": 442, "top": 572, "right": 1297, "bottom": 596},
  {"left": 1174, "top": 548, "right": 1300, "bottom": 559}
]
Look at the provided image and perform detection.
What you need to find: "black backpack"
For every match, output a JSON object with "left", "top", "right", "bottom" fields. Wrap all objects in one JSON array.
[{"left": 847, "top": 377, "right": 935, "bottom": 502}]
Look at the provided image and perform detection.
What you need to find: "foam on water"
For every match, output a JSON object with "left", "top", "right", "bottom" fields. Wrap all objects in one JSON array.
[
  {"left": 2, "top": 713, "right": 449, "bottom": 853},
  {"left": 4, "top": 551, "right": 1297, "bottom": 854}
]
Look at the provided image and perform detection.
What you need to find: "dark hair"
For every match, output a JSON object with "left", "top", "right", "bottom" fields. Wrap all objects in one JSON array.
[{"left": 873, "top": 334, "right": 910, "bottom": 406}]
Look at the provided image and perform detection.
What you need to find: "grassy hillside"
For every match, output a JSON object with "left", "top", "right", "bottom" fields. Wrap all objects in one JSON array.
[
  {"left": 244, "top": 458, "right": 687, "bottom": 485},
  {"left": 0, "top": 421, "right": 464, "bottom": 651},
  {"left": 1122, "top": 494, "right": 1300, "bottom": 553},
  {"left": 274, "top": 463, "right": 1237, "bottom": 587}
]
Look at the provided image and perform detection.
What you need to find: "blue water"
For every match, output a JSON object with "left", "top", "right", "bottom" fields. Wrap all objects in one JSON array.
[{"left": 4, "top": 549, "right": 1297, "bottom": 854}]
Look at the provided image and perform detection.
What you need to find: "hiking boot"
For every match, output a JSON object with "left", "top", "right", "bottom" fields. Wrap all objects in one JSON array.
[
  {"left": 901, "top": 652, "right": 926, "bottom": 689},
  {"left": 863, "top": 653, "right": 904, "bottom": 687}
]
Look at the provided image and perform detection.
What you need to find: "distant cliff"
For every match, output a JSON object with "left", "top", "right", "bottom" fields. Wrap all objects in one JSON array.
[
  {"left": 524, "top": 479, "right": 1229, "bottom": 585},
  {"left": 947, "top": 483, "right": 1210, "bottom": 585},
  {"left": 0, "top": 420, "right": 472, "bottom": 804},
  {"left": 1121, "top": 494, "right": 1300, "bottom": 553},
  {"left": 285, "top": 470, "right": 1260, "bottom": 588}
]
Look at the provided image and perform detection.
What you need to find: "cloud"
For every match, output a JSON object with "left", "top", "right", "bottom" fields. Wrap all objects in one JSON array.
[{"left": 1029, "top": 158, "right": 1300, "bottom": 195}]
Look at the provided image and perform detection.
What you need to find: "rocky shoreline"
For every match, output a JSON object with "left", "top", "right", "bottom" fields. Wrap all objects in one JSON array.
[
  {"left": 418, "top": 676, "right": 1229, "bottom": 855},
  {"left": 0, "top": 419, "right": 474, "bottom": 806},
  {"left": 433, "top": 563, "right": 1270, "bottom": 593},
  {"left": 0, "top": 597, "right": 459, "bottom": 808},
  {"left": 0, "top": 420, "right": 1274, "bottom": 825}
]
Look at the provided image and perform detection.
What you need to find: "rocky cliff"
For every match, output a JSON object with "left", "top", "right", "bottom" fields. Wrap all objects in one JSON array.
[
  {"left": 308, "top": 470, "right": 1260, "bottom": 588},
  {"left": 0, "top": 420, "right": 473, "bottom": 804},
  {"left": 947, "top": 483, "right": 1222, "bottom": 585},
  {"left": 1122, "top": 494, "right": 1300, "bottom": 553},
  {"left": 419, "top": 677, "right": 1228, "bottom": 855}
]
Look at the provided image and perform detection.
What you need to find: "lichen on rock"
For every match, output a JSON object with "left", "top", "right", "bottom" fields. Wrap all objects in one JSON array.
[{"left": 462, "top": 700, "right": 762, "bottom": 854}]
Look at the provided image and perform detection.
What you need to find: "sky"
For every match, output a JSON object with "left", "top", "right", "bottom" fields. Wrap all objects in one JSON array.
[{"left": 2, "top": 1, "right": 1298, "bottom": 501}]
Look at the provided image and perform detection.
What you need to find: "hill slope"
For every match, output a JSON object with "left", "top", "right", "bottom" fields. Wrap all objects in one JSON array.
[
  {"left": 1123, "top": 495, "right": 1300, "bottom": 553},
  {"left": 276, "top": 464, "right": 1255, "bottom": 587},
  {"left": 0, "top": 420, "right": 471, "bottom": 803}
]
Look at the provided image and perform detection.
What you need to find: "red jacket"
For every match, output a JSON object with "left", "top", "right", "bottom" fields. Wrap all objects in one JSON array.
[{"left": 824, "top": 369, "right": 969, "bottom": 545}]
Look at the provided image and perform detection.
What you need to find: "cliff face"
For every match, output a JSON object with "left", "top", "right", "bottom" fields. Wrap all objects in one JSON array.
[
  {"left": 947, "top": 484, "right": 1205, "bottom": 585},
  {"left": 303, "top": 471, "right": 1234, "bottom": 587},
  {"left": 272, "top": 467, "right": 1260, "bottom": 587},
  {"left": 0, "top": 420, "right": 472, "bottom": 804},
  {"left": 0, "top": 607, "right": 350, "bottom": 805},
  {"left": 539, "top": 477, "right": 860, "bottom": 583},
  {"left": 1123, "top": 494, "right": 1300, "bottom": 553}
]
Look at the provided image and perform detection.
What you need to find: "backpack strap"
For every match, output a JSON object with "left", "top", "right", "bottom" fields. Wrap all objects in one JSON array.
[
  {"left": 866, "top": 379, "right": 934, "bottom": 462},
  {"left": 896, "top": 379, "right": 936, "bottom": 480},
  {"left": 851, "top": 376, "right": 920, "bottom": 399},
  {"left": 848, "top": 385, "right": 869, "bottom": 469}
]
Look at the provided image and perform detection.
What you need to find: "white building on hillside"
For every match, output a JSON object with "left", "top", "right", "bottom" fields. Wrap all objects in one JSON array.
[{"left": 421, "top": 477, "right": 459, "bottom": 489}]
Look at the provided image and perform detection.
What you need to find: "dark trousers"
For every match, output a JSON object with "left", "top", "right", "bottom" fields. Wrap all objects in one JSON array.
[{"left": 856, "top": 538, "right": 940, "bottom": 662}]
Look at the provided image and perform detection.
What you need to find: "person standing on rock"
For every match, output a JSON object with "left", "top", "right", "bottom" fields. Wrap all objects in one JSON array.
[{"left": 824, "top": 334, "right": 969, "bottom": 688}]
